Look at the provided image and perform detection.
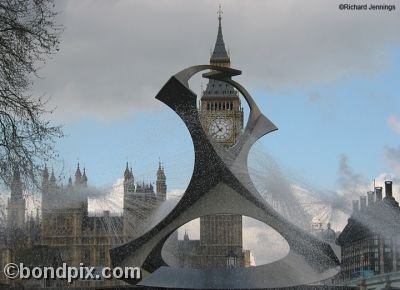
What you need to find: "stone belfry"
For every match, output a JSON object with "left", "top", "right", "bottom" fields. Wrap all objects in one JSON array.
[
  {"left": 198, "top": 7, "right": 244, "bottom": 268},
  {"left": 7, "top": 168, "right": 26, "bottom": 229}
]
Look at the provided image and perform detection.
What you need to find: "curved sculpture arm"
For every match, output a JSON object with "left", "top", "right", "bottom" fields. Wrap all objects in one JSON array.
[{"left": 110, "top": 65, "right": 340, "bottom": 289}]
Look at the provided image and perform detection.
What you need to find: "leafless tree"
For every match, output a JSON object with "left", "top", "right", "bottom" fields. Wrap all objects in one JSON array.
[{"left": 0, "top": 0, "right": 63, "bottom": 188}]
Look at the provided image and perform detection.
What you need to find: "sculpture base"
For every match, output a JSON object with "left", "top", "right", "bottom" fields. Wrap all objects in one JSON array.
[
  {"left": 135, "top": 287, "right": 356, "bottom": 290},
  {"left": 135, "top": 266, "right": 343, "bottom": 290}
]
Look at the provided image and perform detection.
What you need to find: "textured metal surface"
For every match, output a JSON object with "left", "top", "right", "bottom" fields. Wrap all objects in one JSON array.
[{"left": 110, "top": 65, "right": 340, "bottom": 289}]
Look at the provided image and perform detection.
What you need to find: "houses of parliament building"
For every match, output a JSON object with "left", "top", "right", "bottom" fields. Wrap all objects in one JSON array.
[
  {"left": 0, "top": 11, "right": 251, "bottom": 289},
  {"left": 0, "top": 161, "right": 167, "bottom": 288}
]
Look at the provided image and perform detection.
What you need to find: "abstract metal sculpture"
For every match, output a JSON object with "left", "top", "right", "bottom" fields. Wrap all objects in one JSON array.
[{"left": 110, "top": 65, "right": 340, "bottom": 289}]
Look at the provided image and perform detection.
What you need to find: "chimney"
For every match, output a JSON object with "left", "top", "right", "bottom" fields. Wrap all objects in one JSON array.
[
  {"left": 385, "top": 181, "right": 393, "bottom": 198},
  {"left": 367, "top": 191, "right": 374, "bottom": 206},
  {"left": 360, "top": 196, "right": 367, "bottom": 211},
  {"left": 375, "top": 187, "right": 383, "bottom": 201},
  {"left": 352, "top": 200, "right": 359, "bottom": 213}
]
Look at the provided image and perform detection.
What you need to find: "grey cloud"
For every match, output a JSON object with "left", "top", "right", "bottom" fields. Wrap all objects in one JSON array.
[
  {"left": 337, "top": 154, "right": 366, "bottom": 192},
  {"left": 384, "top": 145, "right": 400, "bottom": 174},
  {"left": 32, "top": 0, "right": 400, "bottom": 120},
  {"left": 242, "top": 217, "right": 289, "bottom": 265},
  {"left": 308, "top": 91, "right": 322, "bottom": 103},
  {"left": 387, "top": 115, "right": 400, "bottom": 135}
]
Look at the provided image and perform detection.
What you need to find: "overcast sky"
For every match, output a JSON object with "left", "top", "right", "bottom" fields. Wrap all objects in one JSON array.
[
  {"left": 37, "top": 0, "right": 400, "bottom": 119},
  {"left": 32, "top": 0, "right": 399, "bottom": 191},
  {"left": 2, "top": 0, "right": 400, "bottom": 265}
]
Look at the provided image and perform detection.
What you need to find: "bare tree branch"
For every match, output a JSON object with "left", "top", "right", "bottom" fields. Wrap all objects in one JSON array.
[{"left": 0, "top": 0, "right": 63, "bottom": 189}]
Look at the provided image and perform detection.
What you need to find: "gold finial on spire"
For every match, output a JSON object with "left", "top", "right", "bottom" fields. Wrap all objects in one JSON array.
[{"left": 217, "top": 4, "right": 223, "bottom": 21}]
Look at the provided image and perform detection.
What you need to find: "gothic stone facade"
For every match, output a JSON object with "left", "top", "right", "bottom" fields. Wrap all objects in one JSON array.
[{"left": 0, "top": 162, "right": 167, "bottom": 289}]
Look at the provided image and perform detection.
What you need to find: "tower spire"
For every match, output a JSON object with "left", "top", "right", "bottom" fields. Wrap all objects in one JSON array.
[
  {"left": 10, "top": 168, "right": 23, "bottom": 201},
  {"left": 43, "top": 164, "right": 49, "bottom": 180},
  {"left": 123, "top": 162, "right": 134, "bottom": 194},
  {"left": 202, "top": 7, "right": 236, "bottom": 99},
  {"left": 75, "top": 162, "right": 82, "bottom": 185},
  {"left": 42, "top": 164, "right": 49, "bottom": 192},
  {"left": 7, "top": 168, "right": 26, "bottom": 229},
  {"left": 82, "top": 167, "right": 88, "bottom": 187},
  {"left": 124, "top": 162, "right": 131, "bottom": 180},
  {"left": 156, "top": 159, "right": 167, "bottom": 201},
  {"left": 50, "top": 168, "right": 56, "bottom": 185},
  {"left": 210, "top": 5, "right": 230, "bottom": 66}
]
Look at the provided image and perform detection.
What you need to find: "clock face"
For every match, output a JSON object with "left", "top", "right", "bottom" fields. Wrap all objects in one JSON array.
[{"left": 208, "top": 118, "right": 233, "bottom": 142}]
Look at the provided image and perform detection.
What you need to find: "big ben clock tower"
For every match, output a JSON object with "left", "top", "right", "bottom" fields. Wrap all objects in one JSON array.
[
  {"left": 199, "top": 9, "right": 243, "bottom": 147},
  {"left": 198, "top": 7, "right": 245, "bottom": 268}
]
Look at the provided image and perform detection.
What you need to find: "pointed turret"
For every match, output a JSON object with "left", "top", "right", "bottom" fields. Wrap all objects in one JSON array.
[
  {"left": 41, "top": 166, "right": 51, "bottom": 216},
  {"left": 210, "top": 5, "right": 230, "bottom": 66},
  {"left": 68, "top": 176, "right": 73, "bottom": 188},
  {"left": 10, "top": 168, "right": 23, "bottom": 201},
  {"left": 123, "top": 162, "right": 135, "bottom": 194},
  {"left": 124, "top": 162, "right": 130, "bottom": 180},
  {"left": 42, "top": 165, "right": 49, "bottom": 193},
  {"left": 156, "top": 160, "right": 167, "bottom": 201},
  {"left": 82, "top": 168, "right": 88, "bottom": 187},
  {"left": 184, "top": 229, "right": 189, "bottom": 241},
  {"left": 50, "top": 168, "right": 56, "bottom": 186},
  {"left": 7, "top": 168, "right": 26, "bottom": 228},
  {"left": 157, "top": 160, "right": 166, "bottom": 181},
  {"left": 42, "top": 164, "right": 49, "bottom": 184},
  {"left": 75, "top": 163, "right": 82, "bottom": 185}
]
